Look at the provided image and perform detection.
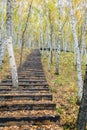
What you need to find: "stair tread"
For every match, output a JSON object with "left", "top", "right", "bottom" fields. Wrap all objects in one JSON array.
[
  {"left": 0, "top": 100, "right": 55, "bottom": 105},
  {"left": 0, "top": 101, "right": 56, "bottom": 111},
  {"left": 0, "top": 93, "right": 51, "bottom": 96},
  {"left": 0, "top": 83, "right": 48, "bottom": 86},
  {"left": 0, "top": 110, "right": 57, "bottom": 118},
  {"left": 2, "top": 79, "right": 47, "bottom": 82},
  {"left": 0, "top": 113, "right": 60, "bottom": 126}
]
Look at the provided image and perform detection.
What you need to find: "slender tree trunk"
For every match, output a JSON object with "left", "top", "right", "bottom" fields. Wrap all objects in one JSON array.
[
  {"left": 39, "top": 6, "right": 44, "bottom": 54},
  {"left": 77, "top": 65, "right": 87, "bottom": 130},
  {"left": 20, "top": 0, "right": 33, "bottom": 66},
  {"left": 0, "top": 27, "right": 2, "bottom": 43},
  {"left": 55, "top": 0, "right": 62, "bottom": 74},
  {"left": 81, "top": 24, "right": 86, "bottom": 58},
  {"left": 50, "top": 29, "right": 53, "bottom": 63},
  {"left": 81, "top": 0, "right": 87, "bottom": 60},
  {"left": 6, "top": 0, "right": 18, "bottom": 87},
  {"left": 69, "top": 0, "right": 83, "bottom": 101},
  {"left": 49, "top": 14, "right": 53, "bottom": 64},
  {"left": 47, "top": 10, "right": 53, "bottom": 72},
  {"left": 77, "top": 0, "right": 87, "bottom": 130},
  {"left": 48, "top": 32, "right": 53, "bottom": 72},
  {"left": 0, "top": 40, "right": 7, "bottom": 68},
  {"left": 55, "top": 45, "right": 60, "bottom": 74},
  {"left": 0, "top": 0, "right": 5, "bottom": 68},
  {"left": 0, "top": 27, "right": 2, "bottom": 67}
]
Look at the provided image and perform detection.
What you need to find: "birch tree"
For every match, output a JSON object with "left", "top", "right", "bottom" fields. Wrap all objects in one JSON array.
[
  {"left": 45, "top": 1, "right": 50, "bottom": 55},
  {"left": 55, "top": 0, "right": 62, "bottom": 74},
  {"left": 39, "top": 6, "right": 44, "bottom": 54},
  {"left": 20, "top": 0, "right": 33, "bottom": 66},
  {"left": 81, "top": 0, "right": 87, "bottom": 59},
  {"left": 48, "top": 9, "right": 53, "bottom": 72},
  {"left": 49, "top": 10, "right": 53, "bottom": 64},
  {"left": 6, "top": 0, "right": 18, "bottom": 87},
  {"left": 0, "top": 39, "right": 7, "bottom": 68},
  {"left": 17, "top": 2, "right": 23, "bottom": 49},
  {"left": 0, "top": 0, "right": 6, "bottom": 68},
  {"left": 68, "top": 0, "right": 83, "bottom": 101}
]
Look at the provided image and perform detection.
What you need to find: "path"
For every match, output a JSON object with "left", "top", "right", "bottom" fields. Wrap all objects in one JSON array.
[{"left": 0, "top": 49, "right": 60, "bottom": 126}]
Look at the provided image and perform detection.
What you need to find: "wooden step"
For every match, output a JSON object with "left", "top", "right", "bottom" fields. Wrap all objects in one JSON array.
[
  {"left": 18, "top": 71, "right": 44, "bottom": 73},
  {"left": 0, "top": 115, "right": 60, "bottom": 126},
  {"left": 2, "top": 80, "right": 47, "bottom": 84},
  {"left": 2, "top": 79, "right": 47, "bottom": 82},
  {"left": 18, "top": 69, "right": 44, "bottom": 71},
  {"left": 0, "top": 93, "right": 52, "bottom": 101},
  {"left": 18, "top": 68, "right": 44, "bottom": 71},
  {"left": 0, "top": 86, "right": 49, "bottom": 90},
  {"left": 6, "top": 76, "right": 46, "bottom": 80},
  {"left": 0, "top": 87, "right": 50, "bottom": 92},
  {"left": 0, "top": 110, "right": 57, "bottom": 118},
  {"left": 0, "top": 83, "right": 48, "bottom": 86},
  {"left": 17, "top": 74, "right": 45, "bottom": 77},
  {"left": 0, "top": 90, "right": 49, "bottom": 94},
  {"left": 0, "top": 102, "right": 56, "bottom": 111}
]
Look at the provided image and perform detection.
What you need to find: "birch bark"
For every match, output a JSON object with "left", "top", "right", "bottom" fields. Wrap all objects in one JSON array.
[
  {"left": 39, "top": 6, "right": 44, "bottom": 54},
  {"left": 6, "top": 0, "right": 18, "bottom": 87},
  {"left": 81, "top": 0, "right": 87, "bottom": 59},
  {"left": 0, "top": 0, "right": 6, "bottom": 68},
  {"left": 55, "top": 0, "right": 62, "bottom": 74},
  {"left": 0, "top": 39, "right": 7, "bottom": 68},
  {"left": 69, "top": 0, "right": 83, "bottom": 101}
]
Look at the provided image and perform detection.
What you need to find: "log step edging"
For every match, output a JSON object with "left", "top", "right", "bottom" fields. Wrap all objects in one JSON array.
[
  {"left": 0, "top": 83, "right": 48, "bottom": 86},
  {"left": 0, "top": 88, "right": 50, "bottom": 92},
  {"left": 2, "top": 79, "right": 47, "bottom": 82},
  {"left": 0, "top": 115, "right": 60, "bottom": 126},
  {"left": 0, "top": 103, "right": 56, "bottom": 111},
  {"left": 0, "top": 94, "right": 52, "bottom": 101}
]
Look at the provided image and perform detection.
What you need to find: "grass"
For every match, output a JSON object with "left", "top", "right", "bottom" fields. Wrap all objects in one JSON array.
[{"left": 41, "top": 51, "right": 86, "bottom": 130}]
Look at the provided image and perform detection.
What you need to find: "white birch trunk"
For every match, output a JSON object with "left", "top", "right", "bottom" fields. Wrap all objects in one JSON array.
[
  {"left": 0, "top": 0, "right": 6, "bottom": 39},
  {"left": 69, "top": 0, "right": 83, "bottom": 101},
  {"left": 0, "top": 39, "right": 7, "bottom": 68},
  {"left": 55, "top": 45, "right": 60, "bottom": 74},
  {"left": 6, "top": 0, "right": 18, "bottom": 87},
  {"left": 48, "top": 32, "right": 53, "bottom": 72},
  {"left": 0, "top": 0, "right": 6, "bottom": 68},
  {"left": 45, "top": 11, "right": 49, "bottom": 57},
  {"left": 7, "top": 37, "right": 18, "bottom": 87},
  {"left": 55, "top": 0, "right": 62, "bottom": 74},
  {"left": 86, "top": 50, "right": 87, "bottom": 65},
  {"left": 81, "top": 25, "right": 86, "bottom": 58},
  {"left": 39, "top": 8, "right": 44, "bottom": 54},
  {"left": 48, "top": 11, "right": 53, "bottom": 71},
  {"left": 85, "top": 1, "right": 87, "bottom": 65},
  {"left": 81, "top": 0, "right": 87, "bottom": 59},
  {"left": 0, "top": 27, "right": 1, "bottom": 43},
  {"left": 48, "top": 47, "right": 51, "bottom": 72},
  {"left": 0, "top": 32, "right": 3, "bottom": 67}
]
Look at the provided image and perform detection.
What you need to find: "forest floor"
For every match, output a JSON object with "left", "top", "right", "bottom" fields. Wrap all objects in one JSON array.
[
  {"left": 41, "top": 51, "right": 86, "bottom": 130},
  {"left": 0, "top": 48, "right": 86, "bottom": 130}
]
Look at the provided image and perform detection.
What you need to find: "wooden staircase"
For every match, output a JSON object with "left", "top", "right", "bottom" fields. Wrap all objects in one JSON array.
[{"left": 0, "top": 49, "right": 60, "bottom": 126}]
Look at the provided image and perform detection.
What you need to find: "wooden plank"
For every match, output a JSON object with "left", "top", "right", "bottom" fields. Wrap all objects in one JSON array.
[{"left": 0, "top": 103, "right": 56, "bottom": 111}]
